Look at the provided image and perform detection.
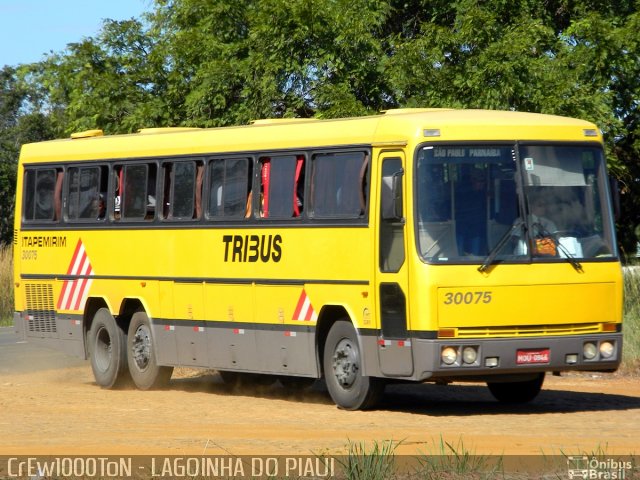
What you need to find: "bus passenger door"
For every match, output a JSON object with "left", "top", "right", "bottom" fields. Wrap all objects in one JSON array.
[{"left": 376, "top": 152, "right": 413, "bottom": 377}]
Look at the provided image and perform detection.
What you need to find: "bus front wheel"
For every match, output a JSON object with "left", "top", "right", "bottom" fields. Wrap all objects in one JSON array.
[
  {"left": 487, "top": 373, "right": 545, "bottom": 403},
  {"left": 127, "top": 311, "right": 173, "bottom": 390},
  {"left": 323, "top": 320, "right": 384, "bottom": 410},
  {"left": 87, "top": 308, "right": 129, "bottom": 388}
]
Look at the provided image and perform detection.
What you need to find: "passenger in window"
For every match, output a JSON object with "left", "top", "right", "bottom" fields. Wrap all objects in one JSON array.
[
  {"left": 527, "top": 195, "right": 559, "bottom": 256},
  {"left": 97, "top": 194, "right": 106, "bottom": 219},
  {"left": 456, "top": 167, "right": 488, "bottom": 256},
  {"left": 512, "top": 193, "right": 559, "bottom": 256},
  {"left": 529, "top": 195, "right": 558, "bottom": 235},
  {"left": 146, "top": 195, "right": 156, "bottom": 219},
  {"left": 293, "top": 156, "right": 304, "bottom": 217},
  {"left": 114, "top": 195, "right": 121, "bottom": 219},
  {"left": 86, "top": 194, "right": 106, "bottom": 219},
  {"left": 245, "top": 191, "right": 253, "bottom": 218}
]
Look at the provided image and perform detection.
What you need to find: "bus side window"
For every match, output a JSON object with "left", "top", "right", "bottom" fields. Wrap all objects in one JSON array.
[
  {"left": 67, "top": 165, "right": 108, "bottom": 221},
  {"left": 113, "top": 166, "right": 123, "bottom": 219},
  {"left": 161, "top": 160, "right": 203, "bottom": 220},
  {"left": 259, "top": 155, "right": 304, "bottom": 218},
  {"left": 310, "top": 151, "right": 368, "bottom": 218},
  {"left": 22, "top": 168, "right": 61, "bottom": 222},
  {"left": 120, "top": 163, "right": 157, "bottom": 221},
  {"left": 207, "top": 158, "right": 252, "bottom": 220},
  {"left": 379, "top": 158, "right": 405, "bottom": 272}
]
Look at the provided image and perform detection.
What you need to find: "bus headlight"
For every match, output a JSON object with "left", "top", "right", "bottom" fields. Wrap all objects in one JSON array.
[
  {"left": 583, "top": 342, "right": 597, "bottom": 360},
  {"left": 441, "top": 347, "right": 458, "bottom": 365},
  {"left": 599, "top": 341, "right": 615, "bottom": 359},
  {"left": 462, "top": 346, "right": 478, "bottom": 364}
]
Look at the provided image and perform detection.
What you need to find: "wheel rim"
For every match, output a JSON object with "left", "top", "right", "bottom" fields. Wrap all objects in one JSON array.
[
  {"left": 131, "top": 324, "right": 152, "bottom": 371},
  {"left": 331, "top": 338, "right": 359, "bottom": 388},
  {"left": 94, "top": 326, "right": 112, "bottom": 373}
]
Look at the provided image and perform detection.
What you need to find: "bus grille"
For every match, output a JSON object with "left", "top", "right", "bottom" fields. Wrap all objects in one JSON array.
[
  {"left": 25, "top": 284, "right": 57, "bottom": 334},
  {"left": 454, "top": 323, "right": 603, "bottom": 338}
]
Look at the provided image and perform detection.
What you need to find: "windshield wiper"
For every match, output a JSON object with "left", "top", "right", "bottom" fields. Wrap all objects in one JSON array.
[
  {"left": 478, "top": 220, "right": 524, "bottom": 273},
  {"left": 532, "top": 222, "right": 583, "bottom": 272}
]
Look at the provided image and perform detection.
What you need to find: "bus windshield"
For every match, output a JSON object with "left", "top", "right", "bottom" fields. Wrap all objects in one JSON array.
[{"left": 416, "top": 143, "right": 616, "bottom": 264}]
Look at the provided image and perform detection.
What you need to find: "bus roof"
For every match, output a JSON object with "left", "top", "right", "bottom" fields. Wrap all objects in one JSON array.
[{"left": 19, "top": 108, "right": 602, "bottom": 163}]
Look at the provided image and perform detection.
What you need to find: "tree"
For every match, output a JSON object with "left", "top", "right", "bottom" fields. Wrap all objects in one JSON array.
[
  {"left": 28, "top": 18, "right": 167, "bottom": 136},
  {"left": 382, "top": 1, "right": 640, "bottom": 253},
  {"left": 8, "top": 0, "right": 640, "bottom": 254},
  {"left": 0, "top": 66, "right": 55, "bottom": 244},
  {"left": 143, "top": 0, "right": 395, "bottom": 125}
]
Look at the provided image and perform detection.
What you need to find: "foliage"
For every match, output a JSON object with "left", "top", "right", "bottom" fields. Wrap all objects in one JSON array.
[
  {"left": 29, "top": 19, "right": 167, "bottom": 135},
  {"left": 340, "top": 439, "right": 398, "bottom": 480},
  {"left": 623, "top": 268, "right": 640, "bottom": 372},
  {"left": 1, "top": 0, "right": 640, "bottom": 249},
  {"left": 0, "top": 66, "right": 55, "bottom": 244},
  {"left": 416, "top": 435, "right": 503, "bottom": 479},
  {"left": 0, "top": 244, "right": 13, "bottom": 324}
]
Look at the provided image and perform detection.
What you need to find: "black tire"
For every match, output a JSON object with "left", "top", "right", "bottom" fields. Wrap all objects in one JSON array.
[
  {"left": 127, "top": 311, "right": 173, "bottom": 390},
  {"left": 87, "top": 308, "right": 129, "bottom": 389},
  {"left": 323, "top": 320, "right": 384, "bottom": 410},
  {"left": 487, "top": 373, "right": 545, "bottom": 404}
]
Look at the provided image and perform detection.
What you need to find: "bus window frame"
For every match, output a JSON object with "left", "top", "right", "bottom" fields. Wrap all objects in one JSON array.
[
  {"left": 413, "top": 140, "right": 619, "bottom": 266},
  {"left": 205, "top": 155, "right": 254, "bottom": 222},
  {"left": 308, "top": 149, "right": 370, "bottom": 220},
  {"left": 19, "top": 146, "right": 373, "bottom": 229},
  {"left": 114, "top": 161, "right": 159, "bottom": 223},
  {"left": 159, "top": 158, "right": 204, "bottom": 222},
  {"left": 256, "top": 152, "right": 307, "bottom": 221},
  {"left": 65, "top": 163, "right": 109, "bottom": 223},
  {"left": 22, "top": 165, "right": 63, "bottom": 224}
]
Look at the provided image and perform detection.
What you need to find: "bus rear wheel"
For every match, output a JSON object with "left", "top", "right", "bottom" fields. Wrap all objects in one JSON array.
[
  {"left": 87, "top": 308, "right": 129, "bottom": 388},
  {"left": 487, "top": 373, "right": 545, "bottom": 403},
  {"left": 127, "top": 311, "right": 173, "bottom": 390},
  {"left": 323, "top": 320, "right": 384, "bottom": 410}
]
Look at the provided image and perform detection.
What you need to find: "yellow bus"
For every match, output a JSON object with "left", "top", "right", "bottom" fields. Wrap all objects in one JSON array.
[{"left": 13, "top": 109, "right": 622, "bottom": 410}]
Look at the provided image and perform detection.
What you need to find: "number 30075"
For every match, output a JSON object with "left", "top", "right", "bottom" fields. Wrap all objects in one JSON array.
[{"left": 443, "top": 291, "right": 492, "bottom": 305}]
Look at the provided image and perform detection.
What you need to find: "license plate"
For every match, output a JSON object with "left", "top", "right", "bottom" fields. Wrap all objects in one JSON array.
[{"left": 516, "top": 349, "right": 550, "bottom": 365}]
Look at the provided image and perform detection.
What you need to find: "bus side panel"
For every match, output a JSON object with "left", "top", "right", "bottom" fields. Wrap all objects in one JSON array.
[
  {"left": 153, "top": 323, "right": 178, "bottom": 367},
  {"left": 204, "top": 283, "right": 258, "bottom": 371},
  {"left": 18, "top": 279, "right": 83, "bottom": 358},
  {"left": 153, "top": 281, "right": 179, "bottom": 366},
  {"left": 172, "top": 282, "right": 208, "bottom": 367},
  {"left": 255, "top": 328, "right": 317, "bottom": 376},
  {"left": 254, "top": 285, "right": 317, "bottom": 376},
  {"left": 14, "top": 290, "right": 85, "bottom": 359}
]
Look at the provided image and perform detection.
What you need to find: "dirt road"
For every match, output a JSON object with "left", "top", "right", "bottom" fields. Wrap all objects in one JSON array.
[{"left": 1, "top": 329, "right": 639, "bottom": 457}]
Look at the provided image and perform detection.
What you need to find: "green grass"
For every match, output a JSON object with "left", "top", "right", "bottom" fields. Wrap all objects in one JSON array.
[
  {"left": 340, "top": 440, "right": 399, "bottom": 480},
  {"left": 415, "top": 436, "right": 504, "bottom": 479},
  {"left": 0, "top": 244, "right": 13, "bottom": 326}
]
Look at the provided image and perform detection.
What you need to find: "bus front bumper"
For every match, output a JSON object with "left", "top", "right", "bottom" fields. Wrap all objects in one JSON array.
[{"left": 407, "top": 334, "right": 622, "bottom": 381}]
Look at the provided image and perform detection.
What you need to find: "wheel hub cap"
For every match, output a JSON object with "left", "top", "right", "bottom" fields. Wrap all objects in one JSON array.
[{"left": 332, "top": 338, "right": 359, "bottom": 388}]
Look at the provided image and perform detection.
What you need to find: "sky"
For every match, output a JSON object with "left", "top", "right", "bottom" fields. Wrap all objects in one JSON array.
[{"left": 0, "top": 0, "right": 152, "bottom": 68}]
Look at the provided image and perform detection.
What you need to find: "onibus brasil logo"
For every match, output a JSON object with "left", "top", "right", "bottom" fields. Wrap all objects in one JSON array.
[{"left": 567, "top": 456, "right": 634, "bottom": 479}]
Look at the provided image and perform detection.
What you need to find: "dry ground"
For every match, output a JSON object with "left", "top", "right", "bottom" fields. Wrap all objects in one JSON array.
[{"left": 1, "top": 360, "right": 639, "bottom": 457}]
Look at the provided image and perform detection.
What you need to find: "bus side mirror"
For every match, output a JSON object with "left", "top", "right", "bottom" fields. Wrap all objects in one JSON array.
[
  {"left": 382, "top": 170, "right": 404, "bottom": 221},
  {"left": 609, "top": 176, "right": 620, "bottom": 221}
]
